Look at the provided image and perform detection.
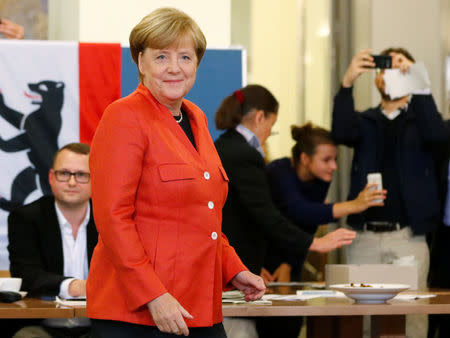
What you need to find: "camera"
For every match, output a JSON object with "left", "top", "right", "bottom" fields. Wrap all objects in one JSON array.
[{"left": 371, "top": 55, "right": 392, "bottom": 69}]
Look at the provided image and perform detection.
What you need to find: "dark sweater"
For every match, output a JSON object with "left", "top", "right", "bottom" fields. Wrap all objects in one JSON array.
[
  {"left": 331, "top": 86, "right": 448, "bottom": 234},
  {"left": 264, "top": 158, "right": 334, "bottom": 277},
  {"left": 267, "top": 157, "right": 334, "bottom": 234}
]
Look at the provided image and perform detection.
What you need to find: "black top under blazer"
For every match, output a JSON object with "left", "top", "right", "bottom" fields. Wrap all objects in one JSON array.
[
  {"left": 7, "top": 195, "right": 98, "bottom": 296},
  {"left": 215, "top": 129, "right": 313, "bottom": 274}
]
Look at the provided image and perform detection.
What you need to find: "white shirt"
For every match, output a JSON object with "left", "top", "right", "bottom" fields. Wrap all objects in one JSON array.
[
  {"left": 43, "top": 202, "right": 91, "bottom": 328},
  {"left": 235, "top": 124, "right": 265, "bottom": 158},
  {"left": 55, "top": 202, "right": 90, "bottom": 299}
]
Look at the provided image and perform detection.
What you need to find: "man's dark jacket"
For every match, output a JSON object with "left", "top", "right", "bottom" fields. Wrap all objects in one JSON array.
[
  {"left": 332, "top": 87, "right": 448, "bottom": 234},
  {"left": 7, "top": 195, "right": 98, "bottom": 296},
  {"left": 429, "top": 120, "right": 450, "bottom": 287},
  {"left": 215, "top": 129, "right": 312, "bottom": 274}
]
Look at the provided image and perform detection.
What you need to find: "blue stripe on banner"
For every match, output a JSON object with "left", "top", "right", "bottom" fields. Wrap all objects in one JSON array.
[
  {"left": 120, "top": 47, "right": 243, "bottom": 141},
  {"left": 121, "top": 47, "right": 139, "bottom": 98}
]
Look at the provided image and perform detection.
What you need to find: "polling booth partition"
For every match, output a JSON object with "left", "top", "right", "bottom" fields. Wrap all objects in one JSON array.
[{"left": 0, "top": 40, "right": 245, "bottom": 269}]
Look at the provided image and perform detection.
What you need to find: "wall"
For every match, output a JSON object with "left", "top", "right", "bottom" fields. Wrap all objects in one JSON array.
[
  {"left": 48, "top": 0, "right": 231, "bottom": 46},
  {"left": 250, "top": 0, "right": 303, "bottom": 160}
]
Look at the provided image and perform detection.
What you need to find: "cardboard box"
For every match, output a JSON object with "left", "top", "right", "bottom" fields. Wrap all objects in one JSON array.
[{"left": 325, "top": 264, "right": 418, "bottom": 290}]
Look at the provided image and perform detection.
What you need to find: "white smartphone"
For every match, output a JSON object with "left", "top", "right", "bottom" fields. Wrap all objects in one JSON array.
[{"left": 367, "top": 173, "right": 383, "bottom": 203}]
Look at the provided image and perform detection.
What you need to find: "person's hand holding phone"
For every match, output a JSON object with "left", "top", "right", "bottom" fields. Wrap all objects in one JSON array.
[{"left": 342, "top": 49, "right": 375, "bottom": 88}]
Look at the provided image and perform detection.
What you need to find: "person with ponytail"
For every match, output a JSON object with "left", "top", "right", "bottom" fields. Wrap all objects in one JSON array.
[
  {"left": 215, "top": 86, "right": 359, "bottom": 338},
  {"left": 263, "top": 122, "right": 387, "bottom": 281},
  {"left": 214, "top": 85, "right": 358, "bottom": 280}
]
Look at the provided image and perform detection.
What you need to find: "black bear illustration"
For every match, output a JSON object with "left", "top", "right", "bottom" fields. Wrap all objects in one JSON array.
[{"left": 0, "top": 80, "right": 64, "bottom": 211}]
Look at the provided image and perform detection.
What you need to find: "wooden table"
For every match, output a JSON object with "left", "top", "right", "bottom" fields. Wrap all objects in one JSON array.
[
  {"left": 4, "top": 289, "right": 450, "bottom": 338},
  {"left": 221, "top": 288, "right": 450, "bottom": 338},
  {"left": 0, "top": 298, "right": 73, "bottom": 318}
]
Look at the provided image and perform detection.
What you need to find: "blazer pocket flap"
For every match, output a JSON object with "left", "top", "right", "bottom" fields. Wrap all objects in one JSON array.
[
  {"left": 158, "top": 163, "right": 196, "bottom": 182},
  {"left": 218, "top": 166, "right": 230, "bottom": 182}
]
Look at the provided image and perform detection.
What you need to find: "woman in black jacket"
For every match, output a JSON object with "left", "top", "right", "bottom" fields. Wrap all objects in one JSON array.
[{"left": 214, "top": 84, "right": 357, "bottom": 338}]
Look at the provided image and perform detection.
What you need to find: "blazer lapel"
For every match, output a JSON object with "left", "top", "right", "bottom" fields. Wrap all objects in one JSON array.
[{"left": 42, "top": 197, "right": 64, "bottom": 275}]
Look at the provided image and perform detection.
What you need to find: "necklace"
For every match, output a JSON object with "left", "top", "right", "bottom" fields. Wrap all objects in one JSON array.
[{"left": 174, "top": 111, "right": 183, "bottom": 124}]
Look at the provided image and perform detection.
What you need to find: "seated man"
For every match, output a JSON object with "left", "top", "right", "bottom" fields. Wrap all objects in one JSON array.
[{"left": 8, "top": 143, "right": 97, "bottom": 338}]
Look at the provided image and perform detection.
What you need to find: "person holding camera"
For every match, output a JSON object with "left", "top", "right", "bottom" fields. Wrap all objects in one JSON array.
[
  {"left": 0, "top": 19, "right": 24, "bottom": 39},
  {"left": 331, "top": 48, "right": 448, "bottom": 338}
]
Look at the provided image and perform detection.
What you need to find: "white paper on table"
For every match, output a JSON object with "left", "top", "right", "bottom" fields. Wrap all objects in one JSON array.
[
  {"left": 383, "top": 61, "right": 431, "bottom": 99},
  {"left": 262, "top": 294, "right": 304, "bottom": 301},
  {"left": 55, "top": 296, "right": 86, "bottom": 306},
  {"left": 222, "top": 299, "right": 272, "bottom": 305},
  {"left": 294, "top": 290, "right": 346, "bottom": 300},
  {"left": 393, "top": 294, "right": 436, "bottom": 301}
]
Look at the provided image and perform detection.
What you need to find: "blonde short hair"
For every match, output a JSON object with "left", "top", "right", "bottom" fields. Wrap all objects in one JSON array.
[{"left": 129, "top": 7, "right": 207, "bottom": 81}]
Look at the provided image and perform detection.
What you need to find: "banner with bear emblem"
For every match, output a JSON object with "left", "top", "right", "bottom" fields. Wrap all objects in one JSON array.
[
  {"left": 0, "top": 40, "right": 244, "bottom": 268},
  {"left": 0, "top": 41, "right": 121, "bottom": 268}
]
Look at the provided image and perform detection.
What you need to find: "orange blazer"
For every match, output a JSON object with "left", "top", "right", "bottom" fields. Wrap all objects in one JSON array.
[{"left": 87, "top": 84, "right": 246, "bottom": 327}]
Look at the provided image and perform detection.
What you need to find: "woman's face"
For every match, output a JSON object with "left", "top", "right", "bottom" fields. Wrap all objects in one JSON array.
[
  {"left": 138, "top": 35, "right": 197, "bottom": 109},
  {"left": 256, "top": 112, "right": 278, "bottom": 145},
  {"left": 303, "top": 143, "right": 338, "bottom": 182}
]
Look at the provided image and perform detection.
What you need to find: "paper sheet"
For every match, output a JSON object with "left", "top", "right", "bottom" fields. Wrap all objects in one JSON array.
[
  {"left": 383, "top": 61, "right": 431, "bottom": 99},
  {"left": 55, "top": 296, "right": 86, "bottom": 306}
]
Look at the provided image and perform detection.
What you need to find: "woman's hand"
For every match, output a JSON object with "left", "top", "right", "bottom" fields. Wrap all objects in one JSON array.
[
  {"left": 309, "top": 228, "right": 356, "bottom": 253},
  {"left": 147, "top": 292, "right": 193, "bottom": 336},
  {"left": 0, "top": 19, "right": 24, "bottom": 39},
  {"left": 342, "top": 49, "right": 375, "bottom": 88},
  {"left": 272, "top": 263, "right": 292, "bottom": 283},
  {"left": 260, "top": 267, "right": 274, "bottom": 285},
  {"left": 351, "top": 183, "right": 387, "bottom": 213},
  {"left": 231, "top": 271, "right": 266, "bottom": 301}
]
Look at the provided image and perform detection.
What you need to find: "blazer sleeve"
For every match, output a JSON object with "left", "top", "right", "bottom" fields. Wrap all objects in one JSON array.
[
  {"left": 90, "top": 101, "right": 167, "bottom": 311},
  {"left": 331, "top": 86, "right": 362, "bottom": 147},
  {"left": 226, "top": 148, "right": 313, "bottom": 259},
  {"left": 8, "top": 210, "right": 67, "bottom": 296}
]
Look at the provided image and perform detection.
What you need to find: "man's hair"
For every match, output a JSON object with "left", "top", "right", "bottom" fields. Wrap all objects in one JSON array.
[
  {"left": 380, "top": 47, "right": 415, "bottom": 62},
  {"left": 52, "top": 143, "right": 90, "bottom": 168}
]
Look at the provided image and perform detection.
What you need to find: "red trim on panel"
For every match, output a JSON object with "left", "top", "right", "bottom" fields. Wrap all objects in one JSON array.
[{"left": 79, "top": 43, "right": 121, "bottom": 145}]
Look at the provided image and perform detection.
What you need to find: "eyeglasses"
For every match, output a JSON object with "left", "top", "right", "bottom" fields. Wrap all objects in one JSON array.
[{"left": 53, "top": 170, "right": 90, "bottom": 183}]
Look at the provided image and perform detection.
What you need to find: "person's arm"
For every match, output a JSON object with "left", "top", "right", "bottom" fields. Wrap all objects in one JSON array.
[
  {"left": 90, "top": 101, "right": 167, "bottom": 309},
  {"left": 226, "top": 150, "right": 313, "bottom": 258},
  {"left": 0, "top": 19, "right": 24, "bottom": 39},
  {"left": 332, "top": 49, "right": 374, "bottom": 146},
  {"left": 91, "top": 101, "right": 193, "bottom": 336},
  {"left": 7, "top": 210, "right": 68, "bottom": 296},
  {"left": 390, "top": 52, "right": 448, "bottom": 147},
  {"left": 410, "top": 95, "right": 449, "bottom": 147},
  {"left": 226, "top": 149, "right": 355, "bottom": 255},
  {"left": 332, "top": 183, "right": 386, "bottom": 218}
]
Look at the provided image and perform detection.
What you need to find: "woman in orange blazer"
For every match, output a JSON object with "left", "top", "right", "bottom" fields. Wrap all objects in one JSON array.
[{"left": 87, "top": 7, "right": 265, "bottom": 338}]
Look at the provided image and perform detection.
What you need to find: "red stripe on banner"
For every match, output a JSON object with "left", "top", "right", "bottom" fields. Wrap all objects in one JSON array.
[{"left": 79, "top": 43, "right": 121, "bottom": 145}]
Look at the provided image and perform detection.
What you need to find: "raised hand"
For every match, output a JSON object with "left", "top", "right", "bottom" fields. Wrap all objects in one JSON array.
[
  {"left": 351, "top": 183, "right": 387, "bottom": 212},
  {"left": 342, "top": 49, "right": 375, "bottom": 88},
  {"left": 390, "top": 52, "right": 414, "bottom": 73},
  {"left": 0, "top": 19, "right": 24, "bottom": 39}
]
